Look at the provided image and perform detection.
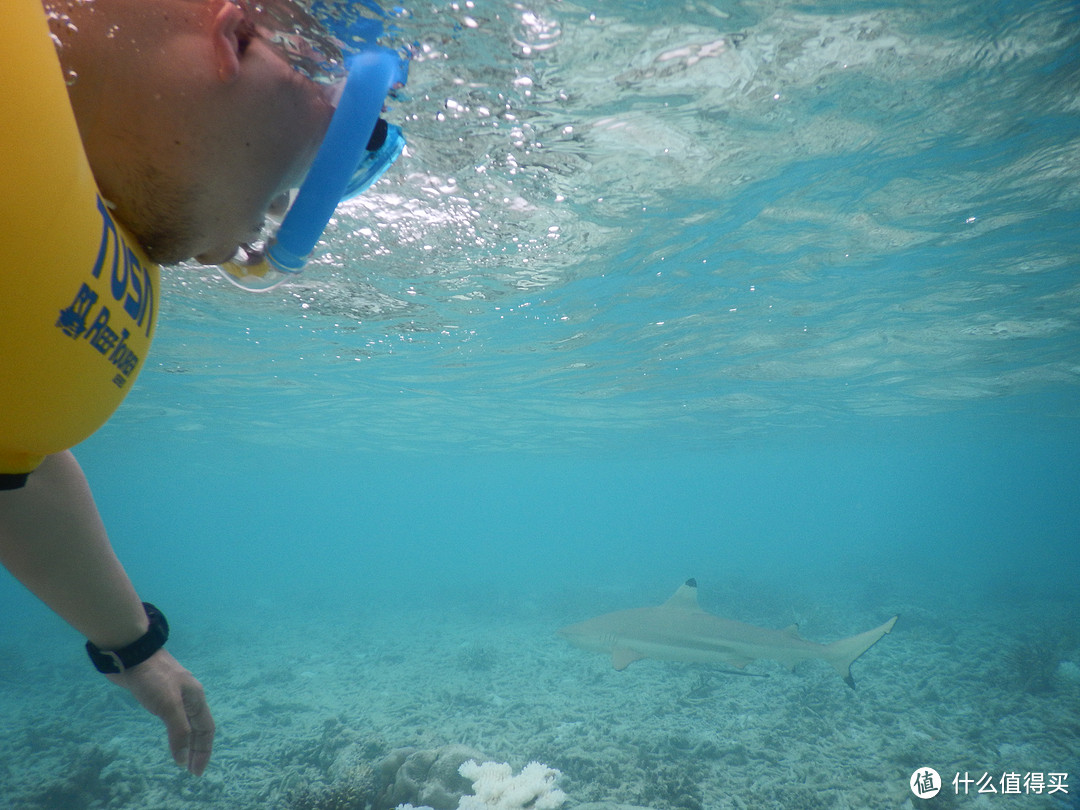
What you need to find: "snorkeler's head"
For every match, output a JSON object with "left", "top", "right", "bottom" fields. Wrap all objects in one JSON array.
[{"left": 48, "top": 0, "right": 382, "bottom": 266}]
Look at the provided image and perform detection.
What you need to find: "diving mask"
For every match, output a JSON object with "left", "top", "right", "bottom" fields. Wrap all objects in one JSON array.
[{"left": 219, "top": 46, "right": 406, "bottom": 292}]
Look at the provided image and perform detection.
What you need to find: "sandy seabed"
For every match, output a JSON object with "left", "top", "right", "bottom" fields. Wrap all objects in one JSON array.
[{"left": 2, "top": 579, "right": 1077, "bottom": 810}]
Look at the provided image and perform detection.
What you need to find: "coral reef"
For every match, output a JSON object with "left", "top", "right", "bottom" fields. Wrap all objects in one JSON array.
[
  {"left": 632, "top": 759, "right": 702, "bottom": 810},
  {"left": 457, "top": 760, "right": 567, "bottom": 810},
  {"left": 17, "top": 744, "right": 117, "bottom": 809},
  {"left": 456, "top": 643, "right": 498, "bottom": 673},
  {"left": 287, "top": 760, "right": 378, "bottom": 810},
  {"left": 279, "top": 717, "right": 387, "bottom": 810},
  {"left": 1000, "top": 638, "right": 1061, "bottom": 695},
  {"left": 377, "top": 744, "right": 488, "bottom": 810},
  {"left": 396, "top": 759, "right": 567, "bottom": 810},
  {"left": 281, "top": 740, "right": 566, "bottom": 810}
]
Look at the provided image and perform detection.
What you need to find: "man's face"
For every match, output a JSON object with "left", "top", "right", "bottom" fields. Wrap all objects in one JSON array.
[
  {"left": 181, "top": 4, "right": 338, "bottom": 265},
  {"left": 50, "top": 0, "right": 341, "bottom": 265}
]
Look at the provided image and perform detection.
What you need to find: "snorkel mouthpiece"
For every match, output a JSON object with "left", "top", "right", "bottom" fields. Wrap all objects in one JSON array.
[{"left": 219, "top": 47, "right": 406, "bottom": 292}]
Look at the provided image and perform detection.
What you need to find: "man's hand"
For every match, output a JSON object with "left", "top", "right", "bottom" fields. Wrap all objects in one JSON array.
[{"left": 107, "top": 649, "right": 215, "bottom": 775}]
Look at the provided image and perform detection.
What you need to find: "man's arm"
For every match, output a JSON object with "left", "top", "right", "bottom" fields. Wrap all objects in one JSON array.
[{"left": 0, "top": 450, "right": 214, "bottom": 775}]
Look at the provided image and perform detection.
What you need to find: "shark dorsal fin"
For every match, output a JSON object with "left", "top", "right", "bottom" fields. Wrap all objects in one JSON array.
[
  {"left": 782, "top": 623, "right": 801, "bottom": 638},
  {"left": 662, "top": 579, "right": 701, "bottom": 612}
]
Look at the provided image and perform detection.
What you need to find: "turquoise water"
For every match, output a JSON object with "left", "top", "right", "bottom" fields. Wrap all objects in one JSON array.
[{"left": 3, "top": 0, "right": 1079, "bottom": 807}]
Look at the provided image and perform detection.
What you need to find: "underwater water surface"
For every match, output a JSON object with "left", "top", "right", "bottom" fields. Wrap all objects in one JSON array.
[{"left": 2, "top": 0, "right": 1079, "bottom": 807}]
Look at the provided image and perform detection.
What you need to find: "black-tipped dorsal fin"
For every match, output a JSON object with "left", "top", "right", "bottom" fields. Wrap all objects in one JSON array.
[{"left": 663, "top": 579, "right": 701, "bottom": 611}]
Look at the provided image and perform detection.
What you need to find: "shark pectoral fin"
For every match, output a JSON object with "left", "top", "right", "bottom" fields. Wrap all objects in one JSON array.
[{"left": 611, "top": 646, "right": 646, "bottom": 670}]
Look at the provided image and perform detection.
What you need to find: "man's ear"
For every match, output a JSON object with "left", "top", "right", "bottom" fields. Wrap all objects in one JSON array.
[{"left": 211, "top": 2, "right": 246, "bottom": 83}]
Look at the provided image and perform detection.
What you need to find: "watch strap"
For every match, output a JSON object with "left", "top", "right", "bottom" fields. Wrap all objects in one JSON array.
[{"left": 86, "top": 602, "right": 169, "bottom": 674}]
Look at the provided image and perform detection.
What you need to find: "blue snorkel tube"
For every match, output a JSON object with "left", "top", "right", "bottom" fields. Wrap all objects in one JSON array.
[{"left": 220, "top": 46, "right": 407, "bottom": 291}]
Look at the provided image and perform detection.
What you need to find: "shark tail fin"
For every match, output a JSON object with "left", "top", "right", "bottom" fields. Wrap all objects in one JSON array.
[{"left": 824, "top": 615, "right": 898, "bottom": 689}]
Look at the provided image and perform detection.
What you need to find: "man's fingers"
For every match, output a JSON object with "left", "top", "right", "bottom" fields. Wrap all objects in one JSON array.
[
  {"left": 157, "top": 695, "right": 195, "bottom": 770},
  {"left": 109, "top": 650, "right": 215, "bottom": 775},
  {"left": 188, "top": 746, "right": 212, "bottom": 776},
  {"left": 162, "top": 680, "right": 215, "bottom": 774},
  {"left": 183, "top": 684, "right": 215, "bottom": 776}
]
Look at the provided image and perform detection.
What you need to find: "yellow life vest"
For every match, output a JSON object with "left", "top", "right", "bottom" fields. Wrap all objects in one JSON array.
[{"left": 1, "top": 0, "right": 160, "bottom": 475}]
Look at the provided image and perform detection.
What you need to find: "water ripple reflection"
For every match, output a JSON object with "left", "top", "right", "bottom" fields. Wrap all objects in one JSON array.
[{"left": 150, "top": 0, "right": 1080, "bottom": 451}]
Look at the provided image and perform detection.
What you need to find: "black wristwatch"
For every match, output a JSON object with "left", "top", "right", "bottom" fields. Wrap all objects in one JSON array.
[{"left": 86, "top": 602, "right": 169, "bottom": 674}]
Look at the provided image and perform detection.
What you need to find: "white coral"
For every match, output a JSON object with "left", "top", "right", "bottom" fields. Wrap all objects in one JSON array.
[{"left": 456, "top": 760, "right": 568, "bottom": 810}]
